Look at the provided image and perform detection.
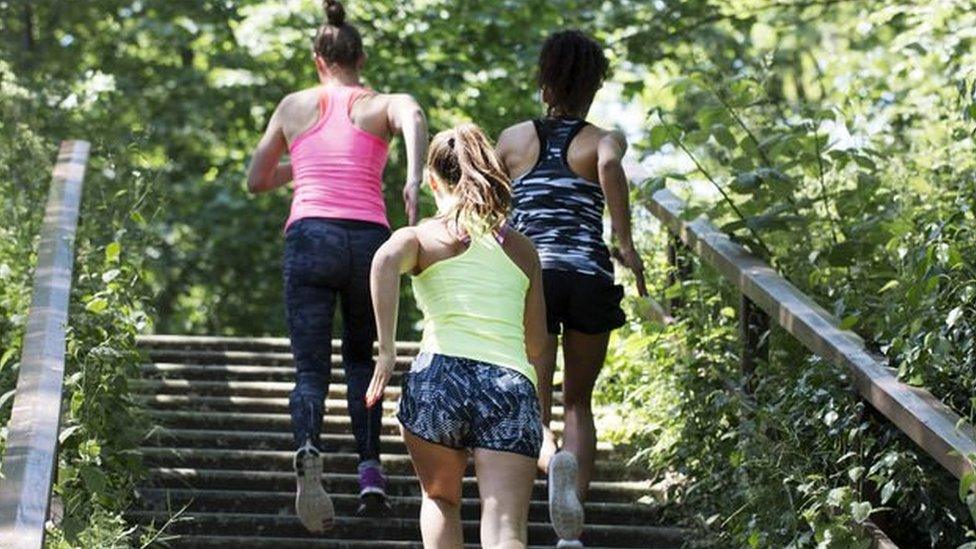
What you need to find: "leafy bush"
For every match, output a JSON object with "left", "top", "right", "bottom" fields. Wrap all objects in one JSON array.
[
  {"left": 596, "top": 1, "right": 976, "bottom": 546},
  {"left": 0, "top": 64, "right": 156, "bottom": 546}
]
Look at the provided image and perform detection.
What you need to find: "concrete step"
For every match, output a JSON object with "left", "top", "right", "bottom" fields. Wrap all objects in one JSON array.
[
  {"left": 137, "top": 394, "right": 565, "bottom": 422},
  {"left": 142, "top": 428, "right": 606, "bottom": 456},
  {"left": 128, "top": 511, "right": 686, "bottom": 547},
  {"left": 136, "top": 335, "right": 421, "bottom": 356},
  {"left": 139, "top": 362, "right": 411, "bottom": 384},
  {"left": 131, "top": 378, "right": 565, "bottom": 405},
  {"left": 144, "top": 349, "right": 421, "bottom": 368},
  {"left": 133, "top": 335, "right": 682, "bottom": 546},
  {"left": 166, "top": 537, "right": 578, "bottom": 549},
  {"left": 140, "top": 448, "right": 641, "bottom": 481},
  {"left": 146, "top": 410, "right": 566, "bottom": 438},
  {"left": 130, "top": 378, "right": 401, "bottom": 399},
  {"left": 146, "top": 468, "right": 654, "bottom": 504},
  {"left": 136, "top": 488, "right": 662, "bottom": 526}
]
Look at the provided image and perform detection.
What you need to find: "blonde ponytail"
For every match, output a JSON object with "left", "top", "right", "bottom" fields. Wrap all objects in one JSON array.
[{"left": 427, "top": 123, "right": 511, "bottom": 235}]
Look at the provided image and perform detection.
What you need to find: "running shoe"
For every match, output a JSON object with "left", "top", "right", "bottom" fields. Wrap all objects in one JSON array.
[
  {"left": 294, "top": 441, "right": 335, "bottom": 532},
  {"left": 357, "top": 459, "right": 391, "bottom": 516},
  {"left": 549, "top": 451, "right": 585, "bottom": 545}
]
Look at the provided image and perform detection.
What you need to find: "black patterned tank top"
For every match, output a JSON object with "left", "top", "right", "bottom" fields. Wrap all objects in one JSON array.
[{"left": 510, "top": 117, "right": 613, "bottom": 279}]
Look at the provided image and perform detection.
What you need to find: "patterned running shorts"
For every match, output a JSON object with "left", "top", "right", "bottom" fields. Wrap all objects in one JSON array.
[{"left": 397, "top": 353, "right": 543, "bottom": 458}]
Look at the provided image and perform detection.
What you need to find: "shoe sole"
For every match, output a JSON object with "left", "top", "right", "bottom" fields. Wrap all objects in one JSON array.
[
  {"left": 295, "top": 451, "right": 335, "bottom": 533},
  {"left": 549, "top": 452, "right": 584, "bottom": 543},
  {"left": 357, "top": 492, "right": 391, "bottom": 517}
]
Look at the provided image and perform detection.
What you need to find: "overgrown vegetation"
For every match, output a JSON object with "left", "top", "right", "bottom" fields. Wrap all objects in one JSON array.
[
  {"left": 597, "top": 0, "right": 976, "bottom": 546},
  {"left": 2, "top": 0, "right": 974, "bottom": 546}
]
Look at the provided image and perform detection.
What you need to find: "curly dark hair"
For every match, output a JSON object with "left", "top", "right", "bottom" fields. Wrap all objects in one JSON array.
[
  {"left": 537, "top": 30, "right": 609, "bottom": 116},
  {"left": 313, "top": 0, "right": 363, "bottom": 68}
]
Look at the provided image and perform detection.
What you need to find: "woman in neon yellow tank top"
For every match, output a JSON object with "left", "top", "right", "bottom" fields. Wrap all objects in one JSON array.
[{"left": 366, "top": 124, "right": 566, "bottom": 548}]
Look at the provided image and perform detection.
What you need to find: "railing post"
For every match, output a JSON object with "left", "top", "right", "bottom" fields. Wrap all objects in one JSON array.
[
  {"left": 666, "top": 232, "right": 691, "bottom": 314},
  {"left": 739, "top": 294, "right": 769, "bottom": 393},
  {"left": 0, "top": 140, "right": 90, "bottom": 549}
]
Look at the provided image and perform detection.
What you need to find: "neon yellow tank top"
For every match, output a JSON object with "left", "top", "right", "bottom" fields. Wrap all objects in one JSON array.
[{"left": 411, "top": 231, "right": 536, "bottom": 386}]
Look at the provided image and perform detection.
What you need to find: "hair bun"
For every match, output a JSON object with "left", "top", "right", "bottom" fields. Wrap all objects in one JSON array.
[{"left": 323, "top": 0, "right": 346, "bottom": 26}]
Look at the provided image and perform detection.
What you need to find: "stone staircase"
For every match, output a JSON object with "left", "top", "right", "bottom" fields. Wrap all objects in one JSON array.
[{"left": 130, "top": 335, "right": 685, "bottom": 548}]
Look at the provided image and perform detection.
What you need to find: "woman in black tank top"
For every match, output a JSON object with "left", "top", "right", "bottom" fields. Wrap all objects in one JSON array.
[{"left": 497, "top": 29, "right": 647, "bottom": 546}]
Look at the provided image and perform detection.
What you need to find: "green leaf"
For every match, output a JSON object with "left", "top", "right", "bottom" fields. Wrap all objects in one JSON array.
[
  {"left": 959, "top": 471, "right": 976, "bottom": 502},
  {"left": 880, "top": 481, "right": 895, "bottom": 504},
  {"left": 878, "top": 280, "right": 899, "bottom": 293},
  {"left": 712, "top": 124, "right": 737, "bottom": 148},
  {"left": 0, "top": 389, "right": 16, "bottom": 410},
  {"left": 839, "top": 314, "right": 859, "bottom": 330},
  {"left": 105, "top": 241, "right": 121, "bottom": 263},
  {"left": 850, "top": 501, "right": 872, "bottom": 523},
  {"left": 80, "top": 463, "right": 108, "bottom": 494},
  {"left": 59, "top": 425, "right": 82, "bottom": 444},
  {"left": 649, "top": 125, "right": 674, "bottom": 149},
  {"left": 947, "top": 307, "right": 963, "bottom": 328},
  {"left": 86, "top": 297, "right": 109, "bottom": 314}
]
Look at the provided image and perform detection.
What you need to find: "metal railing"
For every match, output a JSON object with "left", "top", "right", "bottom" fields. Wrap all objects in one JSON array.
[
  {"left": 0, "top": 141, "right": 90, "bottom": 549},
  {"left": 646, "top": 187, "right": 976, "bottom": 483}
]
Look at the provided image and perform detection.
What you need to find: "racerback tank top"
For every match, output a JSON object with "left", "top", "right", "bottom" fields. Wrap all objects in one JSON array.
[
  {"left": 286, "top": 85, "right": 390, "bottom": 229},
  {"left": 410, "top": 227, "right": 536, "bottom": 386},
  {"left": 510, "top": 117, "right": 614, "bottom": 279}
]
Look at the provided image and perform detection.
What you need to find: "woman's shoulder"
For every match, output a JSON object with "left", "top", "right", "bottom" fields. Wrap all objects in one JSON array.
[
  {"left": 498, "top": 120, "right": 536, "bottom": 144},
  {"left": 500, "top": 227, "right": 540, "bottom": 275}
]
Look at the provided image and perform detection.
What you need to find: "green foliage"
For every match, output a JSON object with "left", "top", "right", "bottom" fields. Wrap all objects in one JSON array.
[
  {"left": 0, "top": 60, "right": 155, "bottom": 546},
  {"left": 598, "top": 0, "right": 976, "bottom": 546}
]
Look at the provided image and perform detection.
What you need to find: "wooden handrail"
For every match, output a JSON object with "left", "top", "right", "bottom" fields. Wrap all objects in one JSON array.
[
  {"left": 0, "top": 141, "right": 90, "bottom": 549},
  {"left": 646, "top": 188, "right": 976, "bottom": 480}
]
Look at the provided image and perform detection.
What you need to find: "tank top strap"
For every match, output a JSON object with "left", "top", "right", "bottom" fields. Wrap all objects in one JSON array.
[{"left": 534, "top": 117, "right": 588, "bottom": 168}]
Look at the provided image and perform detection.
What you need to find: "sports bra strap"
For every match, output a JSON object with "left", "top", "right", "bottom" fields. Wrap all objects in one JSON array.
[{"left": 457, "top": 223, "right": 508, "bottom": 246}]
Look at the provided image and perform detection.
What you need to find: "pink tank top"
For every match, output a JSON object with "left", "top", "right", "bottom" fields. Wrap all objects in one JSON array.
[{"left": 286, "top": 85, "right": 390, "bottom": 229}]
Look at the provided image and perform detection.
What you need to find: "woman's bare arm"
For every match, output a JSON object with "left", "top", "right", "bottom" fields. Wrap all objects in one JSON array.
[
  {"left": 598, "top": 130, "right": 647, "bottom": 296},
  {"left": 365, "top": 227, "right": 420, "bottom": 407},
  {"left": 247, "top": 101, "right": 292, "bottom": 194},
  {"left": 387, "top": 94, "right": 428, "bottom": 225}
]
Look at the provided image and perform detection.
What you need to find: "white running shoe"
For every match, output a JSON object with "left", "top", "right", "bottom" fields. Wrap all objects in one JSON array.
[
  {"left": 549, "top": 451, "right": 585, "bottom": 545},
  {"left": 294, "top": 442, "right": 335, "bottom": 533}
]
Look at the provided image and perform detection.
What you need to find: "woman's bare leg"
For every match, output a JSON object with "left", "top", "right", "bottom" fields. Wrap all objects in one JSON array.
[
  {"left": 474, "top": 448, "right": 536, "bottom": 549},
  {"left": 560, "top": 329, "right": 610, "bottom": 500},
  {"left": 402, "top": 428, "right": 468, "bottom": 548},
  {"left": 536, "top": 334, "right": 559, "bottom": 474}
]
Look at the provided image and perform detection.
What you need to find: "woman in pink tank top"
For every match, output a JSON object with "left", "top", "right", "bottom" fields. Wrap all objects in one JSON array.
[{"left": 245, "top": 0, "right": 428, "bottom": 532}]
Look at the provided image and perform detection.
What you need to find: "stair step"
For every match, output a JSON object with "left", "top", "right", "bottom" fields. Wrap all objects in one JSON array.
[
  {"left": 145, "top": 349, "right": 420, "bottom": 367},
  {"left": 142, "top": 428, "right": 605, "bottom": 455},
  {"left": 131, "top": 379, "right": 399, "bottom": 399},
  {"left": 147, "top": 410, "right": 566, "bottom": 438},
  {"left": 131, "top": 378, "right": 564, "bottom": 404},
  {"left": 132, "top": 335, "right": 683, "bottom": 545},
  {"left": 136, "top": 488, "right": 662, "bottom": 526},
  {"left": 136, "top": 335, "right": 421, "bottom": 355},
  {"left": 139, "top": 362, "right": 411, "bottom": 383},
  {"left": 137, "top": 394, "right": 567, "bottom": 420},
  {"left": 146, "top": 468, "right": 653, "bottom": 504},
  {"left": 128, "top": 511, "right": 685, "bottom": 546},
  {"left": 140, "top": 448, "right": 640, "bottom": 481},
  {"left": 166, "top": 537, "right": 581, "bottom": 549}
]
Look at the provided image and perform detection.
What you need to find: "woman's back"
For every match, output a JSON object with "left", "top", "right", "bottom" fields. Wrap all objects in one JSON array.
[
  {"left": 410, "top": 220, "right": 536, "bottom": 384},
  {"left": 504, "top": 116, "right": 613, "bottom": 279},
  {"left": 286, "top": 85, "right": 390, "bottom": 229}
]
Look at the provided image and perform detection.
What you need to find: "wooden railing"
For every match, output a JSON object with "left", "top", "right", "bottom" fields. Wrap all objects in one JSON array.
[
  {"left": 0, "top": 141, "right": 90, "bottom": 549},
  {"left": 646, "top": 187, "right": 976, "bottom": 483}
]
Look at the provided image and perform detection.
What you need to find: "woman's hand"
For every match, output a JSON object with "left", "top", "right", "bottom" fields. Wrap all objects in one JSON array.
[
  {"left": 403, "top": 180, "right": 420, "bottom": 225},
  {"left": 368, "top": 227, "right": 420, "bottom": 407},
  {"left": 619, "top": 245, "right": 648, "bottom": 297},
  {"left": 365, "top": 352, "right": 396, "bottom": 409}
]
